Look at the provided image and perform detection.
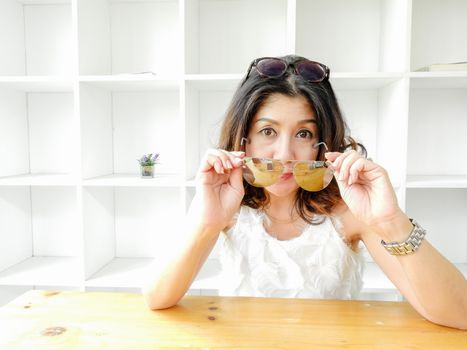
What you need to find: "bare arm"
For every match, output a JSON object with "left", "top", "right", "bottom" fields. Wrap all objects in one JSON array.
[
  {"left": 142, "top": 149, "right": 245, "bottom": 310},
  {"left": 325, "top": 150, "right": 467, "bottom": 329},
  {"left": 142, "top": 223, "right": 220, "bottom": 310},
  {"left": 361, "top": 214, "right": 467, "bottom": 330}
]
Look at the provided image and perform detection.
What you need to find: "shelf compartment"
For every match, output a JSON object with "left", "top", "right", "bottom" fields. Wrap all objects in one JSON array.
[
  {"left": 411, "top": 0, "right": 467, "bottom": 72},
  {"left": 0, "top": 77, "right": 73, "bottom": 92},
  {"left": 406, "top": 188, "right": 467, "bottom": 264},
  {"left": 85, "top": 257, "right": 152, "bottom": 288},
  {"left": 184, "top": 0, "right": 288, "bottom": 74},
  {"left": 330, "top": 73, "right": 403, "bottom": 90},
  {"left": 83, "top": 173, "right": 183, "bottom": 187},
  {"left": 0, "top": 186, "right": 80, "bottom": 285},
  {"left": 83, "top": 187, "right": 183, "bottom": 281},
  {"left": 80, "top": 83, "right": 181, "bottom": 179},
  {"left": 0, "top": 257, "right": 81, "bottom": 287},
  {"left": 0, "top": 89, "right": 75, "bottom": 178},
  {"left": 79, "top": 75, "right": 180, "bottom": 91},
  {"left": 0, "top": 0, "right": 73, "bottom": 76},
  {"left": 296, "top": 0, "right": 410, "bottom": 73},
  {"left": 184, "top": 81, "right": 237, "bottom": 179},
  {"left": 77, "top": 0, "right": 180, "bottom": 75},
  {"left": 410, "top": 72, "right": 467, "bottom": 89},
  {"left": 0, "top": 173, "right": 76, "bottom": 187},
  {"left": 407, "top": 175, "right": 467, "bottom": 189},
  {"left": 184, "top": 74, "right": 243, "bottom": 91},
  {"left": 407, "top": 88, "right": 467, "bottom": 176},
  {"left": 332, "top": 79, "right": 409, "bottom": 189}
]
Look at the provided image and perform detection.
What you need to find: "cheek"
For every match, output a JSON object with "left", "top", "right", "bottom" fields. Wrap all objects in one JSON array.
[
  {"left": 295, "top": 143, "right": 319, "bottom": 160},
  {"left": 245, "top": 139, "right": 273, "bottom": 158}
]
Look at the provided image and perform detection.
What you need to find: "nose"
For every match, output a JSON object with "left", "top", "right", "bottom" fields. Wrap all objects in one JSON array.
[{"left": 273, "top": 135, "right": 295, "bottom": 163}]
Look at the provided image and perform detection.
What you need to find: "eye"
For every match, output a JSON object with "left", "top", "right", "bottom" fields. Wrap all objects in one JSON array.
[
  {"left": 259, "top": 127, "right": 276, "bottom": 137},
  {"left": 296, "top": 129, "right": 313, "bottom": 139}
]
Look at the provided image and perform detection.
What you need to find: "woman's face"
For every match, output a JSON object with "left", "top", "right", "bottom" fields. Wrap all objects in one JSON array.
[{"left": 245, "top": 93, "right": 320, "bottom": 197}]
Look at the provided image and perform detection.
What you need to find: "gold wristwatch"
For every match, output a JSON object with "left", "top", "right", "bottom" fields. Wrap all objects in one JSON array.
[{"left": 381, "top": 219, "right": 427, "bottom": 255}]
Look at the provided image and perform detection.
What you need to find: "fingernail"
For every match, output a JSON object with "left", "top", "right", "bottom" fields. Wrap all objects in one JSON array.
[
  {"left": 338, "top": 172, "right": 344, "bottom": 181},
  {"left": 215, "top": 161, "right": 223, "bottom": 173},
  {"left": 226, "top": 160, "right": 233, "bottom": 169}
]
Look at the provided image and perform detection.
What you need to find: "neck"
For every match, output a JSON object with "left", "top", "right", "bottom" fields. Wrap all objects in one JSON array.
[{"left": 265, "top": 191, "right": 298, "bottom": 221}]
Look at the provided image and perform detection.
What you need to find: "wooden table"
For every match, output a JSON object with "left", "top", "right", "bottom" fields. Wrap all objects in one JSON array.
[{"left": 0, "top": 290, "right": 465, "bottom": 349}]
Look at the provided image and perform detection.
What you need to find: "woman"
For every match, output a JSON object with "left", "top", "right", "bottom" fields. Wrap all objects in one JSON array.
[{"left": 143, "top": 55, "right": 467, "bottom": 329}]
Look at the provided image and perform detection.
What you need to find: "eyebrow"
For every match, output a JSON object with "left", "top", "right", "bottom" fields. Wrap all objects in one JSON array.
[{"left": 255, "top": 117, "right": 317, "bottom": 125}]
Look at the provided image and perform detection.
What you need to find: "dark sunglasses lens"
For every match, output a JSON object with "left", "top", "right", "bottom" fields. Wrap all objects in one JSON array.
[
  {"left": 296, "top": 61, "right": 326, "bottom": 82},
  {"left": 256, "top": 59, "right": 287, "bottom": 77}
]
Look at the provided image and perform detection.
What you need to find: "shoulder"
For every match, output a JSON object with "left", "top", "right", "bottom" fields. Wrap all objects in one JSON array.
[{"left": 331, "top": 202, "right": 368, "bottom": 244}]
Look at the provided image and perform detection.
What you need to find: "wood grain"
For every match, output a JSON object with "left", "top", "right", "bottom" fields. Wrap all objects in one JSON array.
[{"left": 0, "top": 290, "right": 465, "bottom": 349}]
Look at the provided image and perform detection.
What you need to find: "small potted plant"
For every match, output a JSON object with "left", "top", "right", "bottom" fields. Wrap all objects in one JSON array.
[{"left": 137, "top": 153, "right": 160, "bottom": 178}]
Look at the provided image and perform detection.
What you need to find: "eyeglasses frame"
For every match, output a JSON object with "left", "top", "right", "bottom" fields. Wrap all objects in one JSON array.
[
  {"left": 239, "top": 137, "right": 335, "bottom": 190},
  {"left": 241, "top": 57, "right": 330, "bottom": 86}
]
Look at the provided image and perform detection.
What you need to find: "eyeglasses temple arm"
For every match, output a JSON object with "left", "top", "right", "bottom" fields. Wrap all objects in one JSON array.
[
  {"left": 241, "top": 61, "right": 256, "bottom": 87},
  {"left": 313, "top": 142, "right": 329, "bottom": 151}
]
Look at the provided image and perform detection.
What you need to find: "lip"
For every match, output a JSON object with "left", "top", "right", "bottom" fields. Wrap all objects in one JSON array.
[{"left": 280, "top": 173, "right": 293, "bottom": 181}]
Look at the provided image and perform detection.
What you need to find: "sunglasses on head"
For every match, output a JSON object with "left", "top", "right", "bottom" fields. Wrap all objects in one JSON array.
[
  {"left": 242, "top": 57, "right": 330, "bottom": 86},
  {"left": 240, "top": 139, "right": 335, "bottom": 192}
]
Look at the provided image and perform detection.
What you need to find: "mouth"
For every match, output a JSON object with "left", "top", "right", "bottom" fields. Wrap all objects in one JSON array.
[{"left": 280, "top": 173, "right": 293, "bottom": 181}]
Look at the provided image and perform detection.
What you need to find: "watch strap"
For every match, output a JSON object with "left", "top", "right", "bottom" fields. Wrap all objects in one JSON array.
[{"left": 381, "top": 218, "right": 427, "bottom": 255}]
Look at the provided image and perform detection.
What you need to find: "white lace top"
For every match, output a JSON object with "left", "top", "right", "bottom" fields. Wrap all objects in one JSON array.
[{"left": 219, "top": 206, "right": 365, "bottom": 299}]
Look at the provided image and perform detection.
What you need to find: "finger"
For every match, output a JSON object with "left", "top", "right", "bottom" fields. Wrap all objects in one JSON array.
[
  {"left": 225, "top": 150, "right": 245, "bottom": 168},
  {"left": 221, "top": 151, "right": 245, "bottom": 171},
  {"left": 231, "top": 151, "right": 246, "bottom": 158},
  {"left": 337, "top": 151, "right": 361, "bottom": 182},
  {"left": 331, "top": 151, "right": 354, "bottom": 175},
  {"left": 216, "top": 149, "right": 246, "bottom": 170},
  {"left": 324, "top": 151, "right": 341, "bottom": 162},
  {"left": 348, "top": 157, "right": 367, "bottom": 185},
  {"left": 228, "top": 165, "right": 245, "bottom": 195},
  {"left": 199, "top": 150, "right": 226, "bottom": 173},
  {"left": 200, "top": 149, "right": 244, "bottom": 173},
  {"left": 214, "top": 159, "right": 224, "bottom": 174}
]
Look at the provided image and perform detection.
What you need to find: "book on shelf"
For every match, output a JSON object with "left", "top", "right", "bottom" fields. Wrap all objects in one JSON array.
[{"left": 416, "top": 61, "right": 467, "bottom": 72}]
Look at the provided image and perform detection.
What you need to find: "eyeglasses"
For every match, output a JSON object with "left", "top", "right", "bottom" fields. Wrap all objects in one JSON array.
[
  {"left": 242, "top": 57, "right": 330, "bottom": 86},
  {"left": 240, "top": 140, "right": 335, "bottom": 192}
]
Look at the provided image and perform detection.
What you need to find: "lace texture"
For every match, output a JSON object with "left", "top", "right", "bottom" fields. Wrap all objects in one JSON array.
[{"left": 219, "top": 206, "right": 365, "bottom": 299}]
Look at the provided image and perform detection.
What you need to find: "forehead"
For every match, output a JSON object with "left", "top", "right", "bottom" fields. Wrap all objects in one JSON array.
[{"left": 252, "top": 93, "right": 316, "bottom": 124}]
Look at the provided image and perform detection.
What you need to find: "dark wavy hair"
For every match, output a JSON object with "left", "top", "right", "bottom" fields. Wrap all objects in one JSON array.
[{"left": 218, "top": 55, "right": 366, "bottom": 224}]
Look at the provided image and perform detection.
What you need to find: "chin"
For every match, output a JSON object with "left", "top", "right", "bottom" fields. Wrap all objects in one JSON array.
[{"left": 265, "top": 182, "right": 299, "bottom": 198}]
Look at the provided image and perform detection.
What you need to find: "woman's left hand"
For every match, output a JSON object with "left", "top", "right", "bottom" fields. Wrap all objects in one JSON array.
[{"left": 324, "top": 150, "right": 406, "bottom": 233}]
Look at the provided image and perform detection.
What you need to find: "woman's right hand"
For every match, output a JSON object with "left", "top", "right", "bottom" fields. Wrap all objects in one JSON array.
[{"left": 189, "top": 149, "right": 245, "bottom": 232}]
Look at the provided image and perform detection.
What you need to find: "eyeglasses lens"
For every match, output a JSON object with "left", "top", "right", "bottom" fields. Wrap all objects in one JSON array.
[
  {"left": 243, "top": 159, "right": 334, "bottom": 192},
  {"left": 243, "top": 158, "right": 283, "bottom": 187},
  {"left": 256, "top": 59, "right": 287, "bottom": 77},
  {"left": 293, "top": 162, "right": 334, "bottom": 191},
  {"left": 296, "top": 61, "right": 326, "bottom": 82}
]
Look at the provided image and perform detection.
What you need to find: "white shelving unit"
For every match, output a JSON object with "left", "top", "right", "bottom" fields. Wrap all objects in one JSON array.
[{"left": 0, "top": 0, "right": 466, "bottom": 305}]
